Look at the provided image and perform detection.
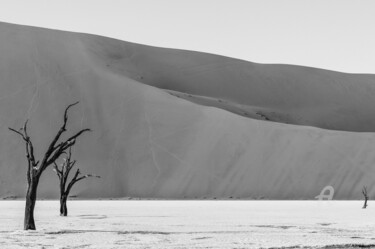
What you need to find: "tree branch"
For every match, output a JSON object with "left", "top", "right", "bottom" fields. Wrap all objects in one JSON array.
[
  {"left": 9, "top": 120, "right": 38, "bottom": 182},
  {"left": 53, "top": 162, "right": 62, "bottom": 178},
  {"left": 65, "top": 168, "right": 81, "bottom": 194},
  {"left": 8, "top": 127, "right": 27, "bottom": 141},
  {"left": 46, "top": 128, "right": 91, "bottom": 167},
  {"left": 64, "top": 160, "right": 75, "bottom": 182},
  {"left": 25, "top": 142, "right": 32, "bottom": 184},
  {"left": 51, "top": 101, "right": 79, "bottom": 149},
  {"left": 362, "top": 186, "right": 368, "bottom": 198},
  {"left": 40, "top": 102, "right": 80, "bottom": 171},
  {"left": 27, "top": 138, "right": 38, "bottom": 168},
  {"left": 23, "top": 120, "right": 29, "bottom": 137},
  {"left": 62, "top": 148, "right": 75, "bottom": 185},
  {"left": 76, "top": 174, "right": 101, "bottom": 182},
  {"left": 65, "top": 168, "right": 100, "bottom": 195}
]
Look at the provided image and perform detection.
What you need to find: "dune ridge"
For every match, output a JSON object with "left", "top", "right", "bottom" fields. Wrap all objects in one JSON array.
[{"left": 1, "top": 22, "right": 375, "bottom": 199}]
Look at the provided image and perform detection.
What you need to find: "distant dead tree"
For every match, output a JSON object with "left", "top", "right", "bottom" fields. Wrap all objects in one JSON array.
[
  {"left": 9, "top": 102, "right": 90, "bottom": 230},
  {"left": 53, "top": 147, "right": 100, "bottom": 216},
  {"left": 362, "top": 186, "right": 369, "bottom": 209}
]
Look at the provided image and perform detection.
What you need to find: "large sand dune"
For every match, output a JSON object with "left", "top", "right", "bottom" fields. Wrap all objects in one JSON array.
[{"left": 1, "top": 22, "right": 375, "bottom": 199}]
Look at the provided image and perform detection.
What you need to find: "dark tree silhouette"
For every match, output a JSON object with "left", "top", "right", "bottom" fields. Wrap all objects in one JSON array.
[
  {"left": 9, "top": 102, "right": 90, "bottom": 230},
  {"left": 53, "top": 147, "right": 99, "bottom": 216},
  {"left": 362, "top": 186, "right": 369, "bottom": 209}
]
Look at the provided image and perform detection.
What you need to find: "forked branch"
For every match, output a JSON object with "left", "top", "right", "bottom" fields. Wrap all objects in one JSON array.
[
  {"left": 9, "top": 120, "right": 39, "bottom": 183},
  {"left": 37, "top": 102, "right": 90, "bottom": 176}
]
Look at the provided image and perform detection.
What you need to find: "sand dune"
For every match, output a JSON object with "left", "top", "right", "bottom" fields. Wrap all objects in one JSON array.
[
  {"left": 1, "top": 22, "right": 375, "bottom": 199},
  {"left": 80, "top": 31, "right": 375, "bottom": 132}
]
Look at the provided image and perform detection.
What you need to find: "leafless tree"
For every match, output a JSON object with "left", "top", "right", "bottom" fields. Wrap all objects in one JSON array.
[
  {"left": 362, "top": 186, "right": 369, "bottom": 209},
  {"left": 9, "top": 102, "right": 90, "bottom": 230},
  {"left": 53, "top": 147, "right": 99, "bottom": 216}
]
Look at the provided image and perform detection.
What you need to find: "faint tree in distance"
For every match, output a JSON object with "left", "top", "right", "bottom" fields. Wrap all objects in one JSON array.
[{"left": 362, "top": 186, "right": 369, "bottom": 209}]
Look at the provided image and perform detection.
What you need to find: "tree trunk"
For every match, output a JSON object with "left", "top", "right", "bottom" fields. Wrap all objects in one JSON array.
[
  {"left": 60, "top": 195, "right": 68, "bottom": 216},
  {"left": 363, "top": 198, "right": 368, "bottom": 209},
  {"left": 24, "top": 179, "right": 39, "bottom": 230}
]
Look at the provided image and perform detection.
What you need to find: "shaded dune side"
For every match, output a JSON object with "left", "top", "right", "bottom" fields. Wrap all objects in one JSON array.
[
  {"left": 0, "top": 22, "right": 375, "bottom": 200},
  {"left": 79, "top": 34, "right": 375, "bottom": 132}
]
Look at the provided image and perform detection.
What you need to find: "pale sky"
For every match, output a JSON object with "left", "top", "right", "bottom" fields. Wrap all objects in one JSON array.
[{"left": 0, "top": 0, "right": 374, "bottom": 73}]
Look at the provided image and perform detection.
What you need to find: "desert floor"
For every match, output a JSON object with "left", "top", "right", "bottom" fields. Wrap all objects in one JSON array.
[{"left": 1, "top": 200, "right": 375, "bottom": 248}]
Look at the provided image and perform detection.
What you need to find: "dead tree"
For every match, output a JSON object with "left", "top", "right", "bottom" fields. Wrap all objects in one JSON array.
[
  {"left": 53, "top": 147, "right": 99, "bottom": 216},
  {"left": 362, "top": 186, "right": 369, "bottom": 209},
  {"left": 9, "top": 102, "right": 90, "bottom": 230}
]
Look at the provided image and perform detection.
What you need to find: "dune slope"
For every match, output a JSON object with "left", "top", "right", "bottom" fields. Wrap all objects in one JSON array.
[{"left": 1, "top": 22, "right": 375, "bottom": 199}]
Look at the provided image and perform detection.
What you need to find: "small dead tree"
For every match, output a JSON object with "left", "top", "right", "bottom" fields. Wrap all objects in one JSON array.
[
  {"left": 362, "top": 186, "right": 369, "bottom": 209},
  {"left": 9, "top": 102, "right": 90, "bottom": 230},
  {"left": 53, "top": 147, "right": 99, "bottom": 216}
]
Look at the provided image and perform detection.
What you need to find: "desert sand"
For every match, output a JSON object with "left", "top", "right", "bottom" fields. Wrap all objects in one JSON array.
[
  {"left": 1, "top": 22, "right": 375, "bottom": 199},
  {"left": 1, "top": 200, "right": 375, "bottom": 248}
]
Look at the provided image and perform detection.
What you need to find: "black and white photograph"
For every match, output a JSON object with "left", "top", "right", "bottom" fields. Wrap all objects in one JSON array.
[{"left": 1, "top": 0, "right": 375, "bottom": 248}]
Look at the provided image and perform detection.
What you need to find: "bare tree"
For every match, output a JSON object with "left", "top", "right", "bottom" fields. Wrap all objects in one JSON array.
[
  {"left": 362, "top": 186, "right": 369, "bottom": 209},
  {"left": 9, "top": 102, "right": 90, "bottom": 230},
  {"left": 53, "top": 147, "right": 99, "bottom": 216}
]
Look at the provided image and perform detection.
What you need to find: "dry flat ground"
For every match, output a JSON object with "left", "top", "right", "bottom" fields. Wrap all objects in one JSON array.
[{"left": 0, "top": 201, "right": 375, "bottom": 248}]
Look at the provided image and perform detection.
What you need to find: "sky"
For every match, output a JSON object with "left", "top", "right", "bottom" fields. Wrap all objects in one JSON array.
[{"left": 0, "top": 0, "right": 374, "bottom": 73}]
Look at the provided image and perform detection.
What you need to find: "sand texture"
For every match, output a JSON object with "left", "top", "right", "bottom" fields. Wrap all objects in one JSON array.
[{"left": 1, "top": 22, "right": 375, "bottom": 199}]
